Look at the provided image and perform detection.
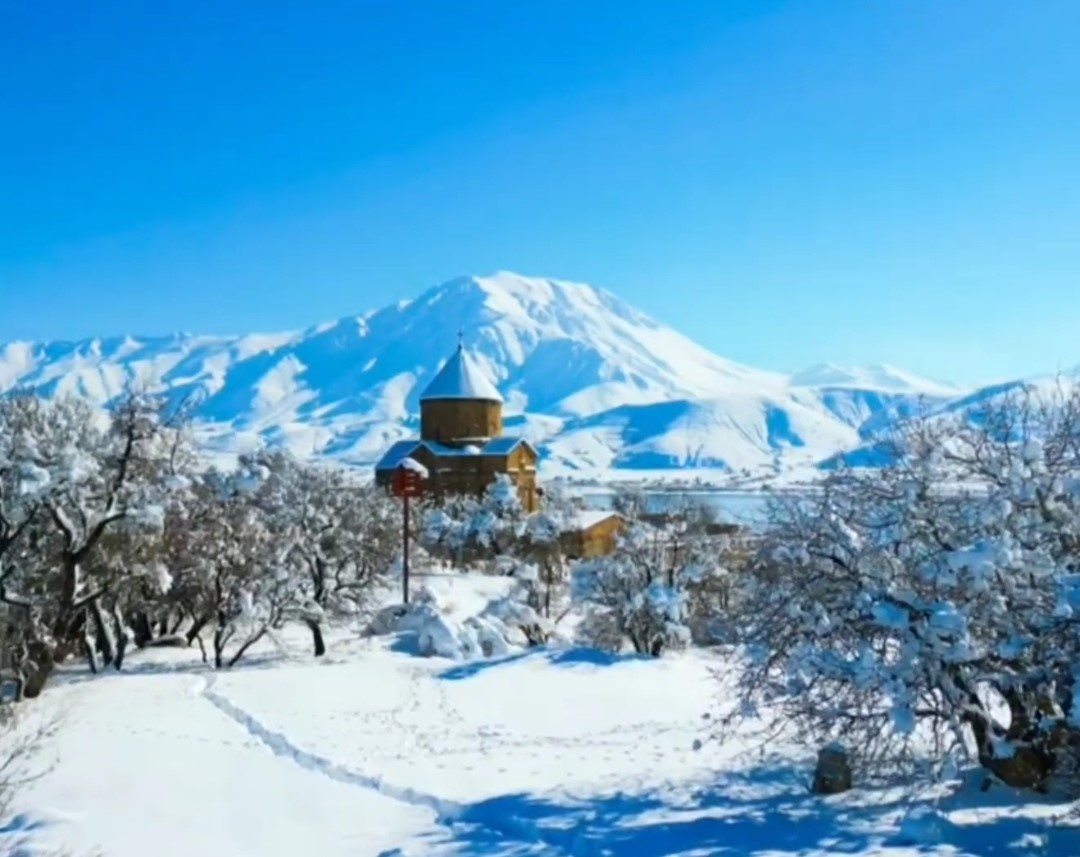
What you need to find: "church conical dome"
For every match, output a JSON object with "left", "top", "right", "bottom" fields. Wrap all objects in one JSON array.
[{"left": 419, "top": 343, "right": 503, "bottom": 403}]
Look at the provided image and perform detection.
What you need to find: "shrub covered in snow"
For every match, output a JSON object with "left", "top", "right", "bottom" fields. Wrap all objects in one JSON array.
[
  {"left": 366, "top": 582, "right": 541, "bottom": 661},
  {"left": 419, "top": 474, "right": 527, "bottom": 562},
  {"left": 569, "top": 492, "right": 731, "bottom": 656},
  {"left": 519, "top": 484, "right": 580, "bottom": 620},
  {"left": 418, "top": 478, "right": 580, "bottom": 623},
  {"left": 724, "top": 387, "right": 1080, "bottom": 792},
  {"left": 480, "top": 576, "right": 551, "bottom": 647},
  {"left": 573, "top": 552, "right": 688, "bottom": 656}
]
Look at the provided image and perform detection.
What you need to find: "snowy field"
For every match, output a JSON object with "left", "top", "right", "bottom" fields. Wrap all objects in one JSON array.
[{"left": 7, "top": 573, "right": 1080, "bottom": 857}]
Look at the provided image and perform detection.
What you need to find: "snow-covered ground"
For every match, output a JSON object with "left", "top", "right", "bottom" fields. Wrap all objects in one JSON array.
[{"left": 7, "top": 573, "right": 1079, "bottom": 857}]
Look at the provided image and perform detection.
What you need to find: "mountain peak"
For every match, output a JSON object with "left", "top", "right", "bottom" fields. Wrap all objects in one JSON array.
[
  {"left": 0, "top": 270, "right": 1011, "bottom": 481},
  {"left": 421, "top": 271, "right": 609, "bottom": 315}
]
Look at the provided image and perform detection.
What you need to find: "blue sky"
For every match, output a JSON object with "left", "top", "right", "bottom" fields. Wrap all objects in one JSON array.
[{"left": 2, "top": 1, "right": 1078, "bottom": 386}]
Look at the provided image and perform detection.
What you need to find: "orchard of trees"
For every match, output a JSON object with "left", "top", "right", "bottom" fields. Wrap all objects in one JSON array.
[{"left": 0, "top": 393, "right": 403, "bottom": 700}]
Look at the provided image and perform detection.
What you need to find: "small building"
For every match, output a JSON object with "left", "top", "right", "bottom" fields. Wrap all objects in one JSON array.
[
  {"left": 558, "top": 510, "right": 623, "bottom": 559},
  {"left": 374, "top": 342, "right": 540, "bottom": 511}
]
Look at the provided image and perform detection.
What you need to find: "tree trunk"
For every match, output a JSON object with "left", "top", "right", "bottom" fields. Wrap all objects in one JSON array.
[
  {"left": 132, "top": 611, "right": 154, "bottom": 648},
  {"left": 964, "top": 693, "right": 1055, "bottom": 791},
  {"left": 227, "top": 627, "right": 268, "bottom": 668},
  {"left": 194, "top": 633, "right": 208, "bottom": 664},
  {"left": 186, "top": 614, "right": 211, "bottom": 646},
  {"left": 112, "top": 606, "right": 129, "bottom": 671},
  {"left": 213, "top": 626, "right": 226, "bottom": 670},
  {"left": 305, "top": 619, "right": 326, "bottom": 658},
  {"left": 83, "top": 636, "right": 99, "bottom": 674},
  {"left": 21, "top": 641, "right": 55, "bottom": 699},
  {"left": 89, "top": 599, "right": 117, "bottom": 668}
]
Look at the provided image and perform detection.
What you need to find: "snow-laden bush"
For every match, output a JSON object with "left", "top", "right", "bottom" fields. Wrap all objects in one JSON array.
[
  {"left": 572, "top": 526, "right": 691, "bottom": 656},
  {"left": 368, "top": 599, "right": 511, "bottom": 660},
  {"left": 724, "top": 387, "right": 1080, "bottom": 792},
  {"left": 571, "top": 496, "right": 730, "bottom": 656},
  {"left": 367, "top": 578, "right": 546, "bottom": 660},
  {"left": 519, "top": 484, "right": 581, "bottom": 619},
  {"left": 420, "top": 474, "right": 527, "bottom": 563},
  {"left": 418, "top": 477, "right": 580, "bottom": 623},
  {"left": 481, "top": 571, "right": 551, "bottom": 647}
]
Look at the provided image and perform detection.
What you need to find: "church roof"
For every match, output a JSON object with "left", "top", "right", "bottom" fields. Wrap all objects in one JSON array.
[
  {"left": 375, "top": 440, "right": 423, "bottom": 471},
  {"left": 374, "top": 436, "right": 536, "bottom": 471},
  {"left": 419, "top": 344, "right": 503, "bottom": 403}
]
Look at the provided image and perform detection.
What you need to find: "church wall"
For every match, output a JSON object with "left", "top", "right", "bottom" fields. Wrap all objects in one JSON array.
[
  {"left": 398, "top": 453, "right": 536, "bottom": 512},
  {"left": 420, "top": 400, "right": 503, "bottom": 444}
]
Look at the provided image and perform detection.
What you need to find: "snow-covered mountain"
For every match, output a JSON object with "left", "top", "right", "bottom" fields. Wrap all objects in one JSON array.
[
  {"left": 0, "top": 271, "right": 975, "bottom": 481},
  {"left": 790, "top": 363, "right": 961, "bottom": 396}
]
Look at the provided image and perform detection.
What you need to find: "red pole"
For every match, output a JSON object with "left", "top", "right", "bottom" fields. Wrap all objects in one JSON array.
[{"left": 402, "top": 491, "right": 410, "bottom": 604}]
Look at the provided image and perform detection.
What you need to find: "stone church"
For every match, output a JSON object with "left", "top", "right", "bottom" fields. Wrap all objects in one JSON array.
[{"left": 374, "top": 342, "right": 540, "bottom": 511}]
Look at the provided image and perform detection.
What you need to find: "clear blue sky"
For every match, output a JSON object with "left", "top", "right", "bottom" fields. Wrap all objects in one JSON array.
[{"left": 2, "top": 1, "right": 1078, "bottom": 386}]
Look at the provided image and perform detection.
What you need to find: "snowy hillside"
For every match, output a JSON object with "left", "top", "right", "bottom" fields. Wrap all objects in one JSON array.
[
  {"left": 821, "top": 372, "right": 1080, "bottom": 472},
  {"left": 0, "top": 271, "right": 970, "bottom": 480},
  {"left": 790, "top": 363, "right": 962, "bottom": 396}
]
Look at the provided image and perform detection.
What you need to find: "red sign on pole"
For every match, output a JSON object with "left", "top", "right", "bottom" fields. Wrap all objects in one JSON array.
[{"left": 391, "top": 468, "right": 424, "bottom": 498}]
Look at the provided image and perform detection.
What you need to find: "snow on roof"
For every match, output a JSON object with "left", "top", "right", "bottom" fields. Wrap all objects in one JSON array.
[
  {"left": 524, "top": 508, "right": 618, "bottom": 534},
  {"left": 420, "top": 438, "right": 531, "bottom": 458},
  {"left": 419, "top": 344, "right": 503, "bottom": 403},
  {"left": 374, "top": 440, "right": 421, "bottom": 471},
  {"left": 569, "top": 509, "right": 619, "bottom": 531},
  {"left": 398, "top": 456, "right": 429, "bottom": 477},
  {"left": 480, "top": 436, "right": 533, "bottom": 455}
]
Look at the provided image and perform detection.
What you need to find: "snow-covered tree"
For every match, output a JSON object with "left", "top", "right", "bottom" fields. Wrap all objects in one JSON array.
[
  {"left": 470, "top": 474, "right": 527, "bottom": 555},
  {"left": 657, "top": 496, "right": 736, "bottom": 644},
  {"left": 0, "top": 394, "right": 185, "bottom": 693},
  {"left": 163, "top": 460, "right": 297, "bottom": 669},
  {"left": 419, "top": 493, "right": 480, "bottom": 564},
  {"left": 573, "top": 523, "right": 690, "bottom": 656},
  {"left": 247, "top": 451, "right": 396, "bottom": 656},
  {"left": 420, "top": 475, "right": 527, "bottom": 564},
  {"left": 724, "top": 387, "right": 1080, "bottom": 791},
  {"left": 572, "top": 494, "right": 729, "bottom": 655},
  {"left": 520, "top": 483, "right": 578, "bottom": 618}
]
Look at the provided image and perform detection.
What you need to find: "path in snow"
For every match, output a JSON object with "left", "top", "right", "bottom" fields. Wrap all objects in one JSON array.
[
  {"left": 12, "top": 665, "right": 440, "bottom": 857},
  {"left": 200, "top": 672, "right": 458, "bottom": 817},
  {"left": 199, "top": 661, "right": 588, "bottom": 855}
]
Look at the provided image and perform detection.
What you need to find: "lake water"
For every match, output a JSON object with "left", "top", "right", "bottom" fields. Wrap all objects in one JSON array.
[{"left": 574, "top": 487, "right": 774, "bottom": 527}]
